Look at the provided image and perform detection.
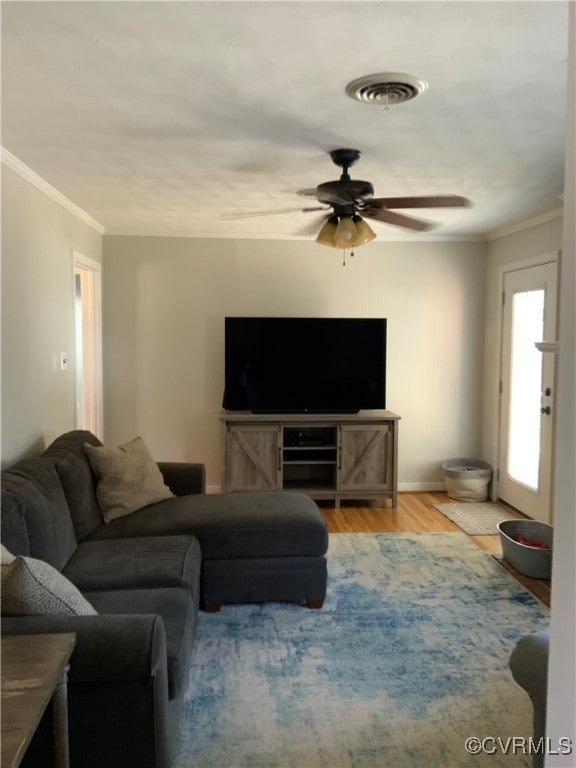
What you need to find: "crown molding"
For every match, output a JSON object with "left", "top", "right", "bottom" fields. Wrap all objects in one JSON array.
[
  {"left": 1, "top": 147, "right": 105, "bottom": 234},
  {"left": 486, "top": 207, "right": 563, "bottom": 241}
]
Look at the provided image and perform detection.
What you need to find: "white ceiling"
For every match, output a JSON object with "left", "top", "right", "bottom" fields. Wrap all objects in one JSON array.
[{"left": 1, "top": 1, "right": 568, "bottom": 241}]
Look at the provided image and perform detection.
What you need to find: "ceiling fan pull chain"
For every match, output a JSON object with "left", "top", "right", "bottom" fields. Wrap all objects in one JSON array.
[{"left": 341, "top": 248, "right": 356, "bottom": 266}]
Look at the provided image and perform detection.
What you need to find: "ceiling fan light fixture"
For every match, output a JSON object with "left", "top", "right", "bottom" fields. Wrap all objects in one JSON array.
[
  {"left": 349, "top": 216, "right": 376, "bottom": 247},
  {"left": 334, "top": 216, "right": 357, "bottom": 246},
  {"left": 315, "top": 215, "right": 339, "bottom": 247}
]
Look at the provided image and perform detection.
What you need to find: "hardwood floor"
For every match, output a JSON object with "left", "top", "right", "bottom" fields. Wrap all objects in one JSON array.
[{"left": 319, "top": 491, "right": 551, "bottom": 606}]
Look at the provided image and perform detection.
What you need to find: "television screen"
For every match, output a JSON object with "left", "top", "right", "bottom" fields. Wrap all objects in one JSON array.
[{"left": 223, "top": 317, "right": 386, "bottom": 413}]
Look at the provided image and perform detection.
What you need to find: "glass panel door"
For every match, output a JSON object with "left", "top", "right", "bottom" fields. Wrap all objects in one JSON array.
[
  {"left": 507, "top": 289, "right": 545, "bottom": 489},
  {"left": 499, "top": 261, "right": 557, "bottom": 523}
]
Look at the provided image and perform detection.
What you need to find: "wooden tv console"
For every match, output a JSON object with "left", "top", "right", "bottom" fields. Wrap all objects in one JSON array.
[{"left": 220, "top": 410, "right": 400, "bottom": 508}]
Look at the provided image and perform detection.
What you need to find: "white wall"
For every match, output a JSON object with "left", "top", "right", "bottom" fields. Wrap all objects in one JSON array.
[
  {"left": 0, "top": 166, "right": 103, "bottom": 466},
  {"left": 103, "top": 235, "right": 487, "bottom": 490}
]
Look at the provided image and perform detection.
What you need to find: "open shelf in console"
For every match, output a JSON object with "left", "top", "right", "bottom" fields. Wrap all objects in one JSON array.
[
  {"left": 283, "top": 425, "right": 337, "bottom": 448},
  {"left": 282, "top": 425, "right": 338, "bottom": 490},
  {"left": 282, "top": 463, "right": 337, "bottom": 491}
]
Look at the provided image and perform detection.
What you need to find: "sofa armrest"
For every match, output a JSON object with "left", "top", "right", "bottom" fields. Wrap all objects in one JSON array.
[
  {"left": 509, "top": 628, "right": 549, "bottom": 704},
  {"left": 1, "top": 613, "right": 166, "bottom": 684},
  {"left": 509, "top": 627, "right": 549, "bottom": 764},
  {"left": 158, "top": 461, "right": 205, "bottom": 495}
]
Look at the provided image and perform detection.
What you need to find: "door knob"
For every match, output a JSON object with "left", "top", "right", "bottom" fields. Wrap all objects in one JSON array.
[{"left": 540, "top": 406, "right": 551, "bottom": 415}]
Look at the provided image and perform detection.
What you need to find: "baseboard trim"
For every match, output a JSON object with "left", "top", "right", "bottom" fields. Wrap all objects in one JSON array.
[{"left": 398, "top": 482, "right": 446, "bottom": 492}]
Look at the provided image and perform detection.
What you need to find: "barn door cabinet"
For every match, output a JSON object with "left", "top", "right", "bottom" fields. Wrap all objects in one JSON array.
[
  {"left": 221, "top": 411, "right": 399, "bottom": 507},
  {"left": 224, "top": 423, "right": 281, "bottom": 491}
]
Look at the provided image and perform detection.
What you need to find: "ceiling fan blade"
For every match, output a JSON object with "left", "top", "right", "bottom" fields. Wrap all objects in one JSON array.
[
  {"left": 220, "top": 206, "right": 329, "bottom": 220},
  {"left": 363, "top": 208, "right": 434, "bottom": 232},
  {"left": 368, "top": 195, "right": 472, "bottom": 209},
  {"left": 295, "top": 214, "right": 331, "bottom": 237},
  {"left": 297, "top": 188, "right": 319, "bottom": 198}
]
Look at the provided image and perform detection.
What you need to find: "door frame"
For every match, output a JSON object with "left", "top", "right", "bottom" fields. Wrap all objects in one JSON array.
[
  {"left": 493, "top": 250, "right": 560, "bottom": 505},
  {"left": 72, "top": 251, "right": 104, "bottom": 438}
]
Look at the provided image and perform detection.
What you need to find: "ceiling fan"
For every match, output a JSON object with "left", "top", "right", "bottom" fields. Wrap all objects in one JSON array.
[{"left": 223, "top": 148, "right": 472, "bottom": 248}]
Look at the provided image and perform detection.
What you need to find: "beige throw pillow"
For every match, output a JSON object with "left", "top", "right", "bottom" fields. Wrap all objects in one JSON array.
[
  {"left": 0, "top": 543, "right": 97, "bottom": 616},
  {"left": 84, "top": 436, "right": 174, "bottom": 523}
]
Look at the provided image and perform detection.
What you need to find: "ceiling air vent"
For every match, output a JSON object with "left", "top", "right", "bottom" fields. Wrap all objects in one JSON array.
[{"left": 345, "top": 73, "right": 428, "bottom": 106}]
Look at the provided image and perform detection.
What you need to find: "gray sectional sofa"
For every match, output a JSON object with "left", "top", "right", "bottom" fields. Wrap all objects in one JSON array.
[{"left": 1, "top": 430, "right": 328, "bottom": 768}]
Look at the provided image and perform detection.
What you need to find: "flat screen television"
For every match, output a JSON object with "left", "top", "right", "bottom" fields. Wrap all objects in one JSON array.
[{"left": 222, "top": 317, "right": 386, "bottom": 413}]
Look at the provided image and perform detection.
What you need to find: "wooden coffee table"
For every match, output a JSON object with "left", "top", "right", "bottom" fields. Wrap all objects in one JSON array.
[{"left": 1, "top": 633, "right": 76, "bottom": 768}]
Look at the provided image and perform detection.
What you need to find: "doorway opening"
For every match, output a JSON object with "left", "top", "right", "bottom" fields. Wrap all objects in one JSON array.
[{"left": 73, "top": 252, "right": 103, "bottom": 438}]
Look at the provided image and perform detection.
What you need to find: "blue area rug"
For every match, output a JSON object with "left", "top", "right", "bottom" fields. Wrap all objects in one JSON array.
[{"left": 173, "top": 533, "right": 549, "bottom": 768}]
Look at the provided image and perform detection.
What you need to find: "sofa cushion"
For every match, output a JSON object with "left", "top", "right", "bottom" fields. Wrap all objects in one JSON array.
[
  {"left": 86, "top": 491, "right": 329, "bottom": 559},
  {"left": 85, "top": 436, "right": 174, "bottom": 523},
  {"left": 84, "top": 587, "right": 197, "bottom": 700},
  {"left": 1, "top": 458, "right": 77, "bottom": 569},
  {"left": 44, "top": 430, "right": 105, "bottom": 541},
  {"left": 1, "top": 489, "right": 31, "bottom": 556},
  {"left": 63, "top": 535, "right": 201, "bottom": 593},
  {"left": 0, "top": 544, "right": 97, "bottom": 617}
]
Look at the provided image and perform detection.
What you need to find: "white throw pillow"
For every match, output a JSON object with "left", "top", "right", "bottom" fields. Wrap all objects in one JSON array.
[
  {"left": 0, "top": 544, "right": 97, "bottom": 616},
  {"left": 84, "top": 436, "right": 174, "bottom": 523}
]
